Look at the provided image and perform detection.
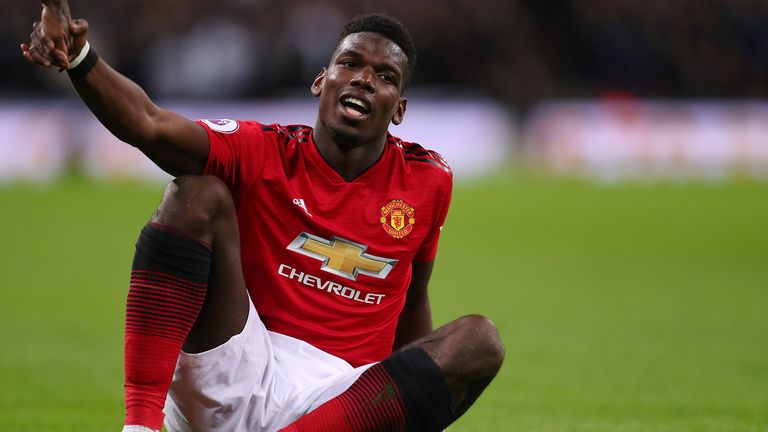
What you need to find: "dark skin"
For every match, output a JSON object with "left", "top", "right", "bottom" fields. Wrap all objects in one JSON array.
[
  {"left": 310, "top": 32, "right": 407, "bottom": 181},
  {"left": 22, "top": 0, "right": 504, "bottom": 426}
]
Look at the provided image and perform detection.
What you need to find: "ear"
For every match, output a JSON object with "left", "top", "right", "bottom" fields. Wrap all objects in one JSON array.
[
  {"left": 391, "top": 98, "right": 407, "bottom": 125},
  {"left": 310, "top": 68, "right": 326, "bottom": 97}
]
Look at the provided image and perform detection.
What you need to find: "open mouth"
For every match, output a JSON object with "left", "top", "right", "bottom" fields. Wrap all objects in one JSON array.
[{"left": 340, "top": 96, "right": 371, "bottom": 119}]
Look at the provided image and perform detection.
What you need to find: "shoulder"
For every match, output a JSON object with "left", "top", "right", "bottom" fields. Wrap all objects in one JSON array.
[
  {"left": 236, "top": 122, "right": 312, "bottom": 141},
  {"left": 258, "top": 123, "right": 313, "bottom": 145},
  {"left": 259, "top": 123, "right": 313, "bottom": 137},
  {"left": 198, "top": 120, "right": 312, "bottom": 140},
  {"left": 387, "top": 134, "right": 453, "bottom": 179}
]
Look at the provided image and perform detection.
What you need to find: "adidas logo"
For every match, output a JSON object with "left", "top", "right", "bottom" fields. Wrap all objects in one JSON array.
[{"left": 292, "top": 198, "right": 313, "bottom": 218}]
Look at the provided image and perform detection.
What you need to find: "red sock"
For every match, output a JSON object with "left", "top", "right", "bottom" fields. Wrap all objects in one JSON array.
[
  {"left": 124, "top": 223, "right": 212, "bottom": 430},
  {"left": 280, "top": 363, "right": 406, "bottom": 432}
]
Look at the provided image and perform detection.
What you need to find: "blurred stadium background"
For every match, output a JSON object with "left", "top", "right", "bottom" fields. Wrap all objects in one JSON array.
[{"left": 1, "top": 0, "right": 767, "bottom": 430}]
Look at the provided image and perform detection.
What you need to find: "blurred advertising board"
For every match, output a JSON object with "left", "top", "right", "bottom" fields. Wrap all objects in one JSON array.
[
  {"left": 0, "top": 98, "right": 513, "bottom": 182},
  {"left": 7, "top": 99, "right": 766, "bottom": 183},
  {"left": 0, "top": 103, "right": 69, "bottom": 182},
  {"left": 524, "top": 101, "right": 768, "bottom": 180}
]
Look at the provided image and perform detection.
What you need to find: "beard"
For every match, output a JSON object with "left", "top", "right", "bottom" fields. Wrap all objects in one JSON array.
[{"left": 325, "top": 122, "right": 369, "bottom": 152}]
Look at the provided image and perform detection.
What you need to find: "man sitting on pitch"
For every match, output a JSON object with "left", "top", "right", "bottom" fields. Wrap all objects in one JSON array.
[{"left": 22, "top": 1, "right": 504, "bottom": 431}]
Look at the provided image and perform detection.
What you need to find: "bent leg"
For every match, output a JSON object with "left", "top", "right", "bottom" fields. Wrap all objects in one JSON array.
[
  {"left": 150, "top": 175, "right": 250, "bottom": 353},
  {"left": 404, "top": 314, "right": 505, "bottom": 423},
  {"left": 124, "top": 175, "right": 249, "bottom": 431},
  {"left": 281, "top": 315, "right": 504, "bottom": 432}
]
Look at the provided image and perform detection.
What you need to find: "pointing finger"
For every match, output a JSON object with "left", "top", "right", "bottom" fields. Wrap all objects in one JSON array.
[
  {"left": 41, "top": 0, "right": 64, "bottom": 10},
  {"left": 41, "top": 0, "right": 72, "bottom": 21}
]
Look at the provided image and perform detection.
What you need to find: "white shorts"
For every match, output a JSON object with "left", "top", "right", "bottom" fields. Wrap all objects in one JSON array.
[{"left": 163, "top": 299, "right": 376, "bottom": 432}]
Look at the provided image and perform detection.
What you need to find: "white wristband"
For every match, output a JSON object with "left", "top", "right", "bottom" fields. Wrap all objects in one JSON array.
[{"left": 67, "top": 41, "right": 91, "bottom": 70}]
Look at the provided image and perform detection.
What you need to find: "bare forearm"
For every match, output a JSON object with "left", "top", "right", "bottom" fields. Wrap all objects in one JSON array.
[
  {"left": 393, "top": 297, "right": 433, "bottom": 350},
  {"left": 70, "top": 58, "right": 208, "bottom": 175},
  {"left": 72, "top": 59, "right": 160, "bottom": 146},
  {"left": 394, "top": 260, "right": 436, "bottom": 350},
  {"left": 21, "top": 2, "right": 210, "bottom": 175}
]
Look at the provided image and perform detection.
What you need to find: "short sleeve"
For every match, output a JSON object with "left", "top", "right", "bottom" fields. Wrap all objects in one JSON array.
[
  {"left": 413, "top": 176, "right": 453, "bottom": 263},
  {"left": 198, "top": 119, "right": 268, "bottom": 192}
]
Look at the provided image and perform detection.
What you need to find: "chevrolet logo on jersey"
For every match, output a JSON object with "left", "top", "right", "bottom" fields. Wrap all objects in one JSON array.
[{"left": 287, "top": 232, "right": 398, "bottom": 281}]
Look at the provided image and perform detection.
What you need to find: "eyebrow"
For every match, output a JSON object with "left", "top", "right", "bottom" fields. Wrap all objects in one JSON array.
[{"left": 335, "top": 49, "right": 403, "bottom": 78}]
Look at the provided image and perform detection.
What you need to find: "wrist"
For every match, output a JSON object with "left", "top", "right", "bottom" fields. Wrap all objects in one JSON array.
[
  {"left": 67, "top": 41, "right": 91, "bottom": 70},
  {"left": 66, "top": 42, "right": 99, "bottom": 79}
]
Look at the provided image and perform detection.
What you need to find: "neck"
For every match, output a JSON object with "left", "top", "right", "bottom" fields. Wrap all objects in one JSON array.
[{"left": 312, "top": 122, "right": 387, "bottom": 182}]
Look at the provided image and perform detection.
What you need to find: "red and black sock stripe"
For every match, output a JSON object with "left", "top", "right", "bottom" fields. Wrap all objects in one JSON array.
[
  {"left": 280, "top": 348, "right": 454, "bottom": 432},
  {"left": 336, "top": 363, "right": 406, "bottom": 431},
  {"left": 124, "top": 223, "right": 212, "bottom": 430}
]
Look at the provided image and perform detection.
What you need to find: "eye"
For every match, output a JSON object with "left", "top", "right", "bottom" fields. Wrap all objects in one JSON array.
[
  {"left": 341, "top": 61, "right": 356, "bottom": 68},
  {"left": 379, "top": 73, "right": 395, "bottom": 84}
]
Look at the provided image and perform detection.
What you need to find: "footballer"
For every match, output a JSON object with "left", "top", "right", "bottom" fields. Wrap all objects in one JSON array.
[{"left": 22, "top": 1, "right": 504, "bottom": 431}]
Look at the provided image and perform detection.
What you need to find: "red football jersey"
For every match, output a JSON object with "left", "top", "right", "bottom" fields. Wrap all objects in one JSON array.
[{"left": 199, "top": 119, "right": 452, "bottom": 366}]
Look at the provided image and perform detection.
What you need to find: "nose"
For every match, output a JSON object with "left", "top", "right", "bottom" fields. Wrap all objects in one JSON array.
[{"left": 350, "top": 66, "right": 375, "bottom": 93}]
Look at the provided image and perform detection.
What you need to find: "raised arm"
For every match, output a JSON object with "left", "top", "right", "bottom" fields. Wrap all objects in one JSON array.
[{"left": 20, "top": 0, "right": 209, "bottom": 176}]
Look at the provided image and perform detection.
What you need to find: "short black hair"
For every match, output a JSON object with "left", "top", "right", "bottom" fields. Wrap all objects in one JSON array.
[{"left": 338, "top": 13, "right": 417, "bottom": 85}]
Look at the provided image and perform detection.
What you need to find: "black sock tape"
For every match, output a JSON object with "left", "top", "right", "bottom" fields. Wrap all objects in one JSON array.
[
  {"left": 133, "top": 224, "right": 212, "bottom": 284},
  {"left": 381, "top": 347, "right": 455, "bottom": 432}
]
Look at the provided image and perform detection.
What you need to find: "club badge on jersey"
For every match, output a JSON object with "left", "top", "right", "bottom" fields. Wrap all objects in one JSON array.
[{"left": 380, "top": 200, "right": 416, "bottom": 239}]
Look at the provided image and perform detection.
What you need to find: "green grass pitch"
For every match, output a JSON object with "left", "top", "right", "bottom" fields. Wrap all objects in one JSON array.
[{"left": 1, "top": 173, "right": 766, "bottom": 431}]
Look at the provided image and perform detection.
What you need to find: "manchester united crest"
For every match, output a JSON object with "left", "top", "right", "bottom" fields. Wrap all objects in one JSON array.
[{"left": 380, "top": 200, "right": 416, "bottom": 238}]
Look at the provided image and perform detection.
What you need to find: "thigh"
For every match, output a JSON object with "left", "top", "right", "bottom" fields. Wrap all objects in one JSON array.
[
  {"left": 269, "top": 332, "right": 377, "bottom": 430},
  {"left": 164, "top": 299, "right": 281, "bottom": 432},
  {"left": 165, "top": 319, "right": 378, "bottom": 432}
]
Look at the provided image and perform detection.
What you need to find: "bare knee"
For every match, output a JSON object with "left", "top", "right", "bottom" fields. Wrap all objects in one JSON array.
[
  {"left": 452, "top": 314, "right": 505, "bottom": 379},
  {"left": 417, "top": 314, "right": 504, "bottom": 412},
  {"left": 152, "top": 175, "right": 235, "bottom": 243}
]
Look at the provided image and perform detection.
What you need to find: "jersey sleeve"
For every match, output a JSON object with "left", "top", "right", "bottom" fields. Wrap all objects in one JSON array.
[
  {"left": 413, "top": 174, "right": 453, "bottom": 262},
  {"left": 198, "top": 119, "right": 268, "bottom": 192}
]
